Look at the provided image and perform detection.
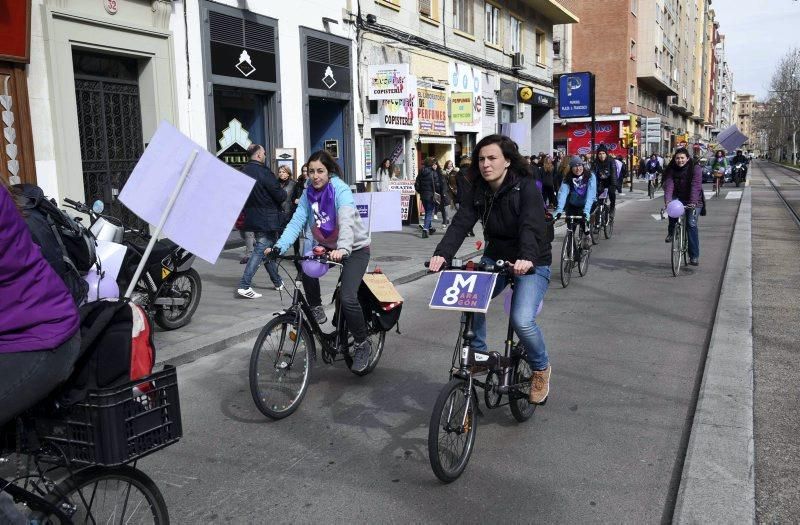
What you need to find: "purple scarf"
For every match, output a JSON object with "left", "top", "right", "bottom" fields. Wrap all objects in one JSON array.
[
  {"left": 307, "top": 183, "right": 338, "bottom": 243},
  {"left": 571, "top": 175, "right": 589, "bottom": 197}
]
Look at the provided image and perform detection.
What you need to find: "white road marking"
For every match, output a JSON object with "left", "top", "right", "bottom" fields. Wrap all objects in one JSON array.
[
  {"left": 704, "top": 191, "right": 716, "bottom": 200},
  {"left": 651, "top": 214, "right": 664, "bottom": 221},
  {"left": 726, "top": 191, "right": 742, "bottom": 200}
]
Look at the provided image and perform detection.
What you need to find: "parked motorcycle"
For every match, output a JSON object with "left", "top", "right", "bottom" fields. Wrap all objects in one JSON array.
[
  {"left": 732, "top": 163, "right": 746, "bottom": 187},
  {"left": 64, "top": 198, "right": 202, "bottom": 330}
]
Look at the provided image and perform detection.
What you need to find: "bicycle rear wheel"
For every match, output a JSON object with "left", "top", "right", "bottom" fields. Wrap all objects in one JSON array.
[
  {"left": 249, "top": 316, "right": 313, "bottom": 419},
  {"left": 509, "top": 358, "right": 537, "bottom": 422},
  {"left": 578, "top": 235, "right": 590, "bottom": 277},
  {"left": 560, "top": 231, "right": 573, "bottom": 288},
  {"left": 348, "top": 330, "right": 386, "bottom": 376},
  {"left": 44, "top": 465, "right": 168, "bottom": 524},
  {"left": 428, "top": 378, "right": 477, "bottom": 483},
  {"left": 603, "top": 209, "right": 614, "bottom": 239},
  {"left": 671, "top": 221, "right": 683, "bottom": 276}
]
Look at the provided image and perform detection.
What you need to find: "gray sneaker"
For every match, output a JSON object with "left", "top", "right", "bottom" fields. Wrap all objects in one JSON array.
[
  {"left": 351, "top": 338, "right": 372, "bottom": 372},
  {"left": 311, "top": 305, "right": 328, "bottom": 325}
]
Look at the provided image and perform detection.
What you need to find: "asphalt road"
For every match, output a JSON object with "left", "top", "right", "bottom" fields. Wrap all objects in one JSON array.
[{"left": 139, "top": 184, "right": 741, "bottom": 523}]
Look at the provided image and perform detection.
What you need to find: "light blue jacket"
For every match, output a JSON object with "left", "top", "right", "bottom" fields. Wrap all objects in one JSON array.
[
  {"left": 554, "top": 173, "right": 597, "bottom": 217},
  {"left": 274, "top": 175, "right": 371, "bottom": 256}
]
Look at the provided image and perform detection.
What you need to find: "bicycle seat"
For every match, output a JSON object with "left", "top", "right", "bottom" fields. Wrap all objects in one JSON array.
[{"left": 598, "top": 189, "right": 608, "bottom": 199}]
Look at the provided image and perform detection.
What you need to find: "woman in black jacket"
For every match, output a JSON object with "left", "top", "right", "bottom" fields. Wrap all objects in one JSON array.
[
  {"left": 428, "top": 134, "right": 553, "bottom": 405},
  {"left": 416, "top": 157, "right": 443, "bottom": 238}
]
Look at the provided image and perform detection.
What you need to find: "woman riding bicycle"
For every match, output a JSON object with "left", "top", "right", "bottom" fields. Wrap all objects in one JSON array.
[
  {"left": 268, "top": 150, "right": 373, "bottom": 372},
  {"left": 553, "top": 156, "right": 598, "bottom": 244},
  {"left": 0, "top": 178, "right": 81, "bottom": 428},
  {"left": 663, "top": 147, "right": 703, "bottom": 266},
  {"left": 427, "top": 134, "right": 553, "bottom": 405},
  {"left": 711, "top": 149, "right": 728, "bottom": 189}
]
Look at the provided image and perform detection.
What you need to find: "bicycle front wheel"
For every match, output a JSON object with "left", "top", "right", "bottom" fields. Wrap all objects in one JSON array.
[
  {"left": 249, "top": 316, "right": 313, "bottom": 419},
  {"left": 578, "top": 235, "right": 590, "bottom": 277},
  {"left": 45, "top": 465, "right": 168, "bottom": 524},
  {"left": 671, "top": 222, "right": 683, "bottom": 276},
  {"left": 428, "top": 378, "right": 477, "bottom": 483},
  {"left": 604, "top": 209, "right": 614, "bottom": 239},
  {"left": 560, "top": 231, "right": 573, "bottom": 288}
]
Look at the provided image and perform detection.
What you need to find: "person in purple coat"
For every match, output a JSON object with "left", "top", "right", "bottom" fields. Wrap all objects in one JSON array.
[
  {"left": 0, "top": 177, "right": 81, "bottom": 426},
  {"left": 662, "top": 147, "right": 703, "bottom": 266}
]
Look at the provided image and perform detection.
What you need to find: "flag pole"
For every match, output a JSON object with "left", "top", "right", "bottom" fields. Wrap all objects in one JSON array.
[{"left": 124, "top": 149, "right": 199, "bottom": 298}]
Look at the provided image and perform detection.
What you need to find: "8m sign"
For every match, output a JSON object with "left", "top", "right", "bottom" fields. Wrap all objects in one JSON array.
[{"left": 429, "top": 271, "right": 498, "bottom": 313}]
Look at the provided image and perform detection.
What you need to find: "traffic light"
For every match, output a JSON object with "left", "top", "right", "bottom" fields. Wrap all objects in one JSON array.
[{"left": 629, "top": 114, "right": 638, "bottom": 134}]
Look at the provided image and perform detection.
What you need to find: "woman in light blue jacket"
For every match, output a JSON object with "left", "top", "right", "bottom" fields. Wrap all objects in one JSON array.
[
  {"left": 269, "top": 150, "right": 373, "bottom": 372},
  {"left": 554, "top": 156, "right": 597, "bottom": 240}
]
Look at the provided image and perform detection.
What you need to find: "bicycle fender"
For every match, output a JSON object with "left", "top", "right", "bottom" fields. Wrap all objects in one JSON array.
[{"left": 272, "top": 311, "right": 317, "bottom": 358}]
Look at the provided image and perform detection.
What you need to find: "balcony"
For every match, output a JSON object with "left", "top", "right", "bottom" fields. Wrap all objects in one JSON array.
[
  {"left": 638, "top": 65, "right": 679, "bottom": 96},
  {"left": 663, "top": 35, "right": 675, "bottom": 56},
  {"left": 520, "top": 0, "right": 579, "bottom": 24}
]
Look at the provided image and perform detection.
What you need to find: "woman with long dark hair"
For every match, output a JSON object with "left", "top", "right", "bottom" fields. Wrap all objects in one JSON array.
[
  {"left": 428, "top": 135, "right": 553, "bottom": 405},
  {"left": 663, "top": 147, "right": 703, "bottom": 265},
  {"left": 269, "top": 151, "right": 373, "bottom": 372}
]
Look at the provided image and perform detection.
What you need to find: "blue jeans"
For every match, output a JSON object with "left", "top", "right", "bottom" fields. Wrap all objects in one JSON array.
[
  {"left": 668, "top": 207, "right": 700, "bottom": 259},
  {"left": 239, "top": 231, "right": 282, "bottom": 288},
  {"left": 471, "top": 258, "right": 551, "bottom": 370},
  {"left": 422, "top": 198, "right": 436, "bottom": 231}
]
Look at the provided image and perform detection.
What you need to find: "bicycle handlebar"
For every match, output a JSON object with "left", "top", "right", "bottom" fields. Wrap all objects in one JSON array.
[{"left": 425, "top": 259, "right": 514, "bottom": 274}]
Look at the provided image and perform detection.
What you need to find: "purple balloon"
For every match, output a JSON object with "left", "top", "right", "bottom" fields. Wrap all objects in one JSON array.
[
  {"left": 301, "top": 250, "right": 329, "bottom": 278},
  {"left": 666, "top": 199, "right": 685, "bottom": 219},
  {"left": 84, "top": 270, "right": 119, "bottom": 302},
  {"left": 503, "top": 289, "right": 543, "bottom": 316}
]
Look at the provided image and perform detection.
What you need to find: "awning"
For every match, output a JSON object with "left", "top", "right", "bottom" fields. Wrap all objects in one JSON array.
[{"left": 418, "top": 136, "right": 456, "bottom": 145}]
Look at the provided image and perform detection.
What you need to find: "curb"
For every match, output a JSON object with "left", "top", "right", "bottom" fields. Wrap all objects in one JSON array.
[{"left": 672, "top": 187, "right": 754, "bottom": 523}]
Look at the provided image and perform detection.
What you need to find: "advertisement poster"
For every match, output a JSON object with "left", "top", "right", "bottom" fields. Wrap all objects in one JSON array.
[
  {"left": 368, "top": 64, "right": 411, "bottom": 100},
  {"left": 566, "top": 121, "right": 626, "bottom": 158},
  {"left": 417, "top": 87, "right": 448, "bottom": 136},
  {"left": 377, "top": 75, "right": 417, "bottom": 130},
  {"left": 450, "top": 92, "right": 474, "bottom": 123},
  {"left": 388, "top": 179, "right": 416, "bottom": 220}
]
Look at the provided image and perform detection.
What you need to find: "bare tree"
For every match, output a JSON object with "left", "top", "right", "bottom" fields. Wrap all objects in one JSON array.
[{"left": 757, "top": 48, "right": 800, "bottom": 163}]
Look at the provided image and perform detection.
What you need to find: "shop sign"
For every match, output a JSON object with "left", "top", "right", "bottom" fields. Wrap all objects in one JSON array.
[
  {"left": 0, "top": 0, "right": 31, "bottom": 63},
  {"left": 324, "top": 139, "right": 339, "bottom": 158},
  {"left": 566, "top": 121, "right": 626, "bottom": 158},
  {"left": 450, "top": 92, "right": 473, "bottom": 123},
  {"left": 307, "top": 62, "right": 350, "bottom": 93},
  {"left": 387, "top": 180, "right": 416, "bottom": 220},
  {"left": 368, "top": 64, "right": 411, "bottom": 100},
  {"left": 216, "top": 118, "right": 253, "bottom": 168},
  {"left": 417, "top": 87, "right": 448, "bottom": 136},
  {"left": 377, "top": 75, "right": 417, "bottom": 130},
  {"left": 363, "top": 138, "right": 373, "bottom": 179},
  {"left": 211, "top": 42, "right": 277, "bottom": 83},
  {"left": 448, "top": 62, "right": 482, "bottom": 96}
]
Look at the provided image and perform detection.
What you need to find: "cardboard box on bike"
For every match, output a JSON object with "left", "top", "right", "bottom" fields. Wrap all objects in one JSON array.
[{"left": 359, "top": 272, "right": 403, "bottom": 332}]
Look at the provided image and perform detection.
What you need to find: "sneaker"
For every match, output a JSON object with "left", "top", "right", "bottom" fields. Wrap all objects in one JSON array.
[
  {"left": 311, "top": 305, "right": 328, "bottom": 325},
  {"left": 665, "top": 234, "right": 673, "bottom": 243},
  {"left": 529, "top": 365, "right": 551, "bottom": 404},
  {"left": 351, "top": 338, "right": 372, "bottom": 372},
  {"left": 274, "top": 283, "right": 285, "bottom": 291},
  {"left": 429, "top": 228, "right": 437, "bottom": 234},
  {"left": 689, "top": 258, "right": 699, "bottom": 266},
  {"left": 237, "top": 287, "right": 262, "bottom": 299},
  {"left": 422, "top": 229, "right": 429, "bottom": 238}
]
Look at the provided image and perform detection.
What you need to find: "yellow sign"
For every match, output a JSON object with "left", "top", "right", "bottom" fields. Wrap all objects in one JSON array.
[
  {"left": 417, "top": 87, "right": 448, "bottom": 136},
  {"left": 450, "top": 92, "right": 473, "bottom": 123},
  {"left": 518, "top": 86, "right": 533, "bottom": 103}
]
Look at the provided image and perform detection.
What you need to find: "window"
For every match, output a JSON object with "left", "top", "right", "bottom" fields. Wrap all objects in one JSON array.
[
  {"left": 631, "top": 0, "right": 638, "bottom": 15},
  {"left": 419, "top": 0, "right": 440, "bottom": 21},
  {"left": 629, "top": 85, "right": 636, "bottom": 103},
  {"left": 510, "top": 16, "right": 523, "bottom": 53},
  {"left": 553, "top": 39, "right": 561, "bottom": 58},
  {"left": 485, "top": 3, "right": 500, "bottom": 46},
  {"left": 375, "top": 0, "right": 401, "bottom": 10},
  {"left": 630, "top": 40, "right": 636, "bottom": 60},
  {"left": 535, "top": 29, "right": 546, "bottom": 65},
  {"left": 453, "top": 0, "right": 474, "bottom": 34},
  {"left": 656, "top": 3, "right": 662, "bottom": 25},
  {"left": 655, "top": 47, "right": 660, "bottom": 69}
]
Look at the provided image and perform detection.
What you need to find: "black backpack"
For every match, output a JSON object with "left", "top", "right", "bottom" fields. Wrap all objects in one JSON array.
[{"left": 14, "top": 184, "right": 97, "bottom": 305}]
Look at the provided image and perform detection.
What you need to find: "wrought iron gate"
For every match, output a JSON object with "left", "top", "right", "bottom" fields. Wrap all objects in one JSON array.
[{"left": 74, "top": 75, "right": 147, "bottom": 230}]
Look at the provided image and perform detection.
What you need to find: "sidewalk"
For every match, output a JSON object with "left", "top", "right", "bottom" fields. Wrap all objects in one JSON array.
[{"left": 153, "top": 216, "right": 484, "bottom": 366}]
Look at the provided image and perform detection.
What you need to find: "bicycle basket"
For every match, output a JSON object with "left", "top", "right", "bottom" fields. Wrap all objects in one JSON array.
[
  {"left": 358, "top": 273, "right": 403, "bottom": 332},
  {"left": 34, "top": 365, "right": 182, "bottom": 467}
]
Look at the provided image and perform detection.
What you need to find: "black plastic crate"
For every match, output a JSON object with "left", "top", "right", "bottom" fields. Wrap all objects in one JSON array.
[{"left": 36, "top": 366, "right": 182, "bottom": 467}]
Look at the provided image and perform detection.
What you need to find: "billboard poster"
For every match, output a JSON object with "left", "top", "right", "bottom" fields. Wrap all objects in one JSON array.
[
  {"left": 566, "top": 121, "right": 626, "bottom": 157},
  {"left": 450, "top": 92, "right": 474, "bottom": 123},
  {"left": 417, "top": 87, "right": 448, "bottom": 136}
]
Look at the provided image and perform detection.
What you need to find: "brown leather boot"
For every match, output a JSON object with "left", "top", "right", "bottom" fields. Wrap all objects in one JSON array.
[{"left": 529, "top": 365, "right": 551, "bottom": 404}]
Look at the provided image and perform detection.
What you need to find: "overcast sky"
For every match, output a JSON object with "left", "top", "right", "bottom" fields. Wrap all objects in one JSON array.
[{"left": 711, "top": 0, "right": 800, "bottom": 100}]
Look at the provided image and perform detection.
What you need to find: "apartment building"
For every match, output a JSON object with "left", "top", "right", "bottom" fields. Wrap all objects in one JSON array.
[
  {"left": 713, "top": 35, "right": 735, "bottom": 135},
  {"left": 360, "top": 0, "right": 578, "bottom": 183},
  {"left": 734, "top": 93, "right": 761, "bottom": 153}
]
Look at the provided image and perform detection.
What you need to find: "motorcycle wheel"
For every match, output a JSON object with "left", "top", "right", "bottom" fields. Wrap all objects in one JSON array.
[{"left": 154, "top": 268, "right": 202, "bottom": 330}]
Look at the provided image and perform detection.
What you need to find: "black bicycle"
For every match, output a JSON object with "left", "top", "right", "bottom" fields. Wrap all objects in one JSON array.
[
  {"left": 249, "top": 252, "right": 394, "bottom": 420},
  {"left": 595, "top": 189, "right": 614, "bottom": 239},
  {"left": 0, "top": 366, "right": 181, "bottom": 524},
  {"left": 666, "top": 205, "right": 693, "bottom": 276},
  {"left": 559, "top": 215, "right": 591, "bottom": 288},
  {"left": 426, "top": 260, "right": 537, "bottom": 483}
]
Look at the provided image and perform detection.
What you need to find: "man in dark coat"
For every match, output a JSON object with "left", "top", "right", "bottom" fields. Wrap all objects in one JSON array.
[
  {"left": 237, "top": 144, "right": 287, "bottom": 299},
  {"left": 591, "top": 144, "right": 618, "bottom": 216},
  {"left": 416, "top": 157, "right": 443, "bottom": 238}
]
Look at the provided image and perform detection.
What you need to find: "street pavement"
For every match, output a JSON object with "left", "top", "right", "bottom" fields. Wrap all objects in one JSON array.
[{"left": 140, "top": 183, "right": 746, "bottom": 522}]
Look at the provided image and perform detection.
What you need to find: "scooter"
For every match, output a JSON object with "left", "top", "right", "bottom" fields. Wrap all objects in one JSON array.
[
  {"left": 64, "top": 198, "right": 202, "bottom": 330},
  {"left": 732, "top": 163, "right": 746, "bottom": 187}
]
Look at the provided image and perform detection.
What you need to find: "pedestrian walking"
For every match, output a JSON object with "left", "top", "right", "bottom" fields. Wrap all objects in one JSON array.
[
  {"left": 615, "top": 155, "right": 627, "bottom": 194},
  {"left": 415, "top": 157, "right": 443, "bottom": 238},
  {"left": 236, "top": 144, "right": 287, "bottom": 299},
  {"left": 455, "top": 157, "right": 475, "bottom": 237},
  {"left": 376, "top": 158, "right": 393, "bottom": 192},
  {"left": 277, "top": 165, "right": 296, "bottom": 223},
  {"left": 540, "top": 154, "right": 556, "bottom": 208},
  {"left": 443, "top": 160, "right": 459, "bottom": 223}
]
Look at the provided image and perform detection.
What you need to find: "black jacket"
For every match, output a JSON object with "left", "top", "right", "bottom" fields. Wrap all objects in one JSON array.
[
  {"left": 416, "top": 166, "right": 442, "bottom": 199},
  {"left": 592, "top": 158, "right": 618, "bottom": 191},
  {"left": 454, "top": 171, "right": 471, "bottom": 205},
  {"left": 434, "top": 174, "right": 552, "bottom": 266},
  {"left": 240, "top": 161, "right": 287, "bottom": 233}
]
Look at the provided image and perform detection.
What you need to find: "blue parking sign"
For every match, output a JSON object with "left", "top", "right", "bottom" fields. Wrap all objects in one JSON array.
[
  {"left": 558, "top": 72, "right": 593, "bottom": 119},
  {"left": 429, "top": 271, "right": 498, "bottom": 313}
]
